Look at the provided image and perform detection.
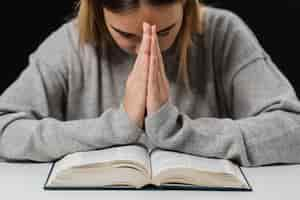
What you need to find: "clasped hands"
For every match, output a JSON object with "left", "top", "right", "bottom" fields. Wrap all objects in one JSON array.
[{"left": 123, "top": 22, "right": 170, "bottom": 129}]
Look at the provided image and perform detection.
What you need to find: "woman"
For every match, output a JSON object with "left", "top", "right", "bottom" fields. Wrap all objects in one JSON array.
[{"left": 0, "top": 0, "right": 299, "bottom": 166}]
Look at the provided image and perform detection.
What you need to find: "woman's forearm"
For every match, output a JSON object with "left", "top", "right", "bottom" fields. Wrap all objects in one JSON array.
[
  {"left": 0, "top": 103, "right": 143, "bottom": 162},
  {"left": 145, "top": 101, "right": 300, "bottom": 167}
]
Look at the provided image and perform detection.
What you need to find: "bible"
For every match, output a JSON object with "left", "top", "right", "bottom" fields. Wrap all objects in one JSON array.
[{"left": 44, "top": 144, "right": 252, "bottom": 191}]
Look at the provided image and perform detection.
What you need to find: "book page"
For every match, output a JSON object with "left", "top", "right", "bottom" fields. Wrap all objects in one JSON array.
[
  {"left": 53, "top": 145, "right": 151, "bottom": 177},
  {"left": 150, "top": 149, "right": 233, "bottom": 178}
]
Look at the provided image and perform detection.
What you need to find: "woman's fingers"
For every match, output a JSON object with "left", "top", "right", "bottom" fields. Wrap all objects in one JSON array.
[
  {"left": 151, "top": 26, "right": 169, "bottom": 97},
  {"left": 133, "top": 22, "right": 151, "bottom": 76},
  {"left": 149, "top": 25, "right": 158, "bottom": 95},
  {"left": 154, "top": 29, "right": 169, "bottom": 89},
  {"left": 147, "top": 25, "right": 170, "bottom": 114},
  {"left": 152, "top": 26, "right": 165, "bottom": 97},
  {"left": 139, "top": 23, "right": 151, "bottom": 58}
]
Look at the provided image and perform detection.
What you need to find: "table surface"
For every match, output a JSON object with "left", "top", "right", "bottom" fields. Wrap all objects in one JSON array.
[{"left": 0, "top": 162, "right": 299, "bottom": 200}]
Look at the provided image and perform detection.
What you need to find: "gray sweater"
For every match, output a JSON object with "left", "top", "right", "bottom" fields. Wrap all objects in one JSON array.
[{"left": 1, "top": 7, "right": 300, "bottom": 167}]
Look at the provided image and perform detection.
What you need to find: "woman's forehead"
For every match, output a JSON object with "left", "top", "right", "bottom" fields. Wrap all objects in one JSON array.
[{"left": 104, "top": 4, "right": 181, "bottom": 33}]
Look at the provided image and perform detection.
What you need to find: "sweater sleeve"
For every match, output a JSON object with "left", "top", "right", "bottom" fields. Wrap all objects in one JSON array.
[
  {"left": 0, "top": 29, "right": 143, "bottom": 162},
  {"left": 144, "top": 10, "right": 300, "bottom": 167}
]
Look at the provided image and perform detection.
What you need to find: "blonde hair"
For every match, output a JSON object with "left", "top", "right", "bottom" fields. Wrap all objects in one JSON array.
[{"left": 76, "top": 0, "right": 206, "bottom": 92}]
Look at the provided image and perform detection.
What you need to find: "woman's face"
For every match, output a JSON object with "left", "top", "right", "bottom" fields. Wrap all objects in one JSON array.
[{"left": 103, "top": 2, "right": 184, "bottom": 55}]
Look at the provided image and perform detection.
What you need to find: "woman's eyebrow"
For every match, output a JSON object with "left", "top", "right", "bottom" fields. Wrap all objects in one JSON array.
[{"left": 110, "top": 22, "right": 177, "bottom": 36}]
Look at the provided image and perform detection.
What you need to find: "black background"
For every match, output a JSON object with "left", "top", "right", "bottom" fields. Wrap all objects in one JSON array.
[{"left": 1, "top": 1, "right": 300, "bottom": 95}]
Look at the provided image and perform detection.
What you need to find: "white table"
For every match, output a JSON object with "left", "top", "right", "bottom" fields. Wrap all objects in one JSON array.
[{"left": 0, "top": 162, "right": 299, "bottom": 200}]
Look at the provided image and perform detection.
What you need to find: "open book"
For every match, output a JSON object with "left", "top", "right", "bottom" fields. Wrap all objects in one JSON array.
[{"left": 44, "top": 144, "right": 252, "bottom": 191}]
